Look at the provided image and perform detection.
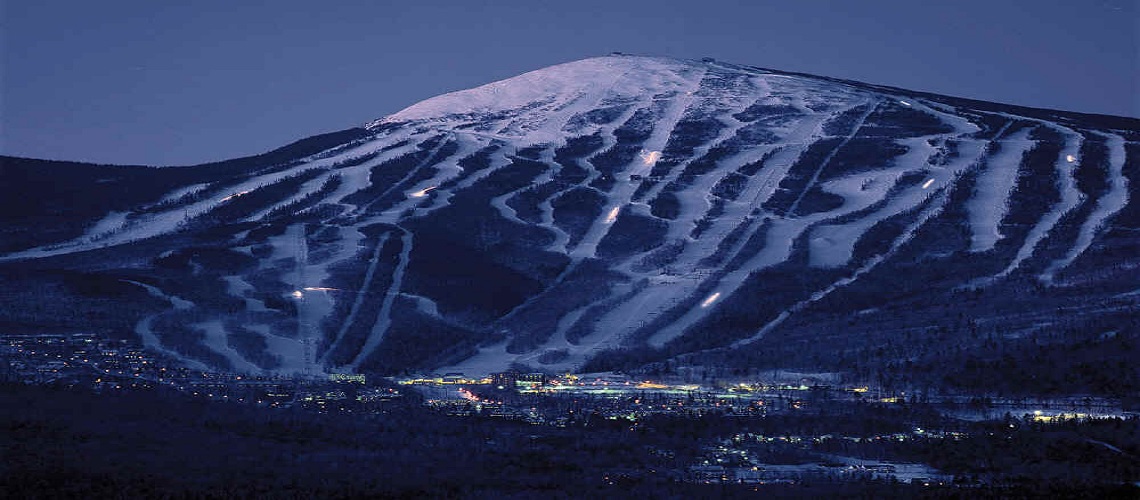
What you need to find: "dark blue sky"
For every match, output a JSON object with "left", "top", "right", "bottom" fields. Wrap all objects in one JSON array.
[{"left": 3, "top": 0, "right": 1136, "bottom": 165}]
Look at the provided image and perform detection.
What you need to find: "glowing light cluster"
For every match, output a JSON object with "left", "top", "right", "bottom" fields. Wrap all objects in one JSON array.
[
  {"left": 408, "top": 186, "right": 437, "bottom": 198},
  {"left": 219, "top": 190, "right": 253, "bottom": 202},
  {"left": 921, "top": 178, "right": 935, "bottom": 189},
  {"left": 700, "top": 292, "right": 721, "bottom": 308},
  {"left": 636, "top": 381, "right": 667, "bottom": 389},
  {"left": 639, "top": 150, "right": 662, "bottom": 166},
  {"left": 604, "top": 206, "right": 621, "bottom": 224}
]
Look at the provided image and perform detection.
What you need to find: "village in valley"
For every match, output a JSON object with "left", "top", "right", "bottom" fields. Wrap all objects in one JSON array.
[{"left": 5, "top": 332, "right": 1136, "bottom": 488}]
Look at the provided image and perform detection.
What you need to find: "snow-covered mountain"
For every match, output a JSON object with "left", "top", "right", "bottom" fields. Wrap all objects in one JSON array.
[{"left": 2, "top": 55, "right": 1137, "bottom": 380}]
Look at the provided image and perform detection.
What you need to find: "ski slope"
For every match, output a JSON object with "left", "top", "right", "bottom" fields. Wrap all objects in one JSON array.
[{"left": 5, "top": 55, "right": 1135, "bottom": 376}]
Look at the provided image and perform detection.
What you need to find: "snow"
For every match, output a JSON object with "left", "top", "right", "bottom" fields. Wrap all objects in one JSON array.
[
  {"left": 194, "top": 320, "right": 262, "bottom": 373},
  {"left": 464, "top": 65, "right": 874, "bottom": 368},
  {"left": 735, "top": 189, "right": 950, "bottom": 347},
  {"left": 531, "top": 146, "right": 575, "bottom": 253},
  {"left": 349, "top": 229, "right": 414, "bottom": 371},
  {"left": 404, "top": 140, "right": 513, "bottom": 221},
  {"left": 701, "top": 110, "right": 831, "bottom": 264},
  {"left": 154, "top": 182, "right": 209, "bottom": 205},
  {"left": 650, "top": 98, "right": 975, "bottom": 347},
  {"left": 490, "top": 185, "right": 529, "bottom": 225},
  {"left": 321, "top": 232, "right": 391, "bottom": 364},
  {"left": 786, "top": 102, "right": 878, "bottom": 217},
  {"left": 569, "top": 63, "right": 708, "bottom": 260},
  {"left": 84, "top": 211, "right": 129, "bottom": 240},
  {"left": 332, "top": 140, "right": 423, "bottom": 212},
  {"left": 695, "top": 292, "right": 719, "bottom": 308},
  {"left": 371, "top": 56, "right": 703, "bottom": 144},
  {"left": 256, "top": 222, "right": 358, "bottom": 373},
  {"left": 0, "top": 128, "right": 423, "bottom": 263},
  {"left": 402, "top": 293, "right": 441, "bottom": 317},
  {"left": 645, "top": 160, "right": 901, "bottom": 346},
  {"left": 992, "top": 125, "right": 1084, "bottom": 280},
  {"left": 634, "top": 102, "right": 760, "bottom": 223},
  {"left": 439, "top": 341, "right": 516, "bottom": 378},
  {"left": 445, "top": 85, "right": 928, "bottom": 362},
  {"left": 327, "top": 59, "right": 1136, "bottom": 372},
  {"left": 1042, "top": 132, "right": 1130, "bottom": 282},
  {"left": 248, "top": 324, "right": 303, "bottom": 374},
  {"left": 809, "top": 134, "right": 988, "bottom": 268},
  {"left": 0, "top": 166, "right": 322, "bottom": 261},
  {"left": 222, "top": 275, "right": 268, "bottom": 312},
  {"left": 120, "top": 280, "right": 208, "bottom": 370},
  {"left": 5, "top": 55, "right": 1130, "bottom": 375},
  {"left": 133, "top": 316, "right": 210, "bottom": 372},
  {"left": 807, "top": 169, "right": 907, "bottom": 267},
  {"left": 122, "top": 280, "right": 193, "bottom": 310},
  {"left": 246, "top": 172, "right": 332, "bottom": 221},
  {"left": 965, "top": 128, "right": 1035, "bottom": 252}
]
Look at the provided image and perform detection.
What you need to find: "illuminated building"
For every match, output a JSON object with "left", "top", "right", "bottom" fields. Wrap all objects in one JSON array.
[{"left": 329, "top": 373, "right": 366, "bottom": 384}]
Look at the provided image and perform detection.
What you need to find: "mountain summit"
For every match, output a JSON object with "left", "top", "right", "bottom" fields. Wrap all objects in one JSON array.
[{"left": 2, "top": 55, "right": 1137, "bottom": 384}]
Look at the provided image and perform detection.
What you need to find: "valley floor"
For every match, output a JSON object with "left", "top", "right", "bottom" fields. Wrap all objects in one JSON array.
[{"left": 3, "top": 333, "right": 1139, "bottom": 498}]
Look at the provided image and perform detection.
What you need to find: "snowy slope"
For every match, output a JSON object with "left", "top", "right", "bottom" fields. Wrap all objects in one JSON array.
[{"left": 2, "top": 55, "right": 1137, "bottom": 377}]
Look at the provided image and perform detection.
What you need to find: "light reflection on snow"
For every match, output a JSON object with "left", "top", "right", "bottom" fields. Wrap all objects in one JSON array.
[
  {"left": 409, "top": 186, "right": 437, "bottom": 198},
  {"left": 604, "top": 206, "right": 621, "bottom": 224},
  {"left": 220, "top": 190, "right": 253, "bottom": 202},
  {"left": 700, "top": 292, "right": 721, "bottom": 308},
  {"left": 639, "top": 150, "right": 662, "bottom": 166},
  {"left": 921, "top": 179, "right": 935, "bottom": 189},
  {"left": 1066, "top": 154, "right": 1076, "bottom": 163}
]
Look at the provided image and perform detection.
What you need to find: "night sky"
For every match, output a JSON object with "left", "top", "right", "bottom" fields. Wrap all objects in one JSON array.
[{"left": 3, "top": 0, "right": 1136, "bottom": 166}]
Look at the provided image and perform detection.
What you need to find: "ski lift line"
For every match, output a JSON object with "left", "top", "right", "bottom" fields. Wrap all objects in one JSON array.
[
  {"left": 321, "top": 232, "right": 393, "bottom": 365},
  {"left": 785, "top": 101, "right": 879, "bottom": 217}
]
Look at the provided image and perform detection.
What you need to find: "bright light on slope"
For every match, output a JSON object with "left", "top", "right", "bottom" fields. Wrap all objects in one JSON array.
[
  {"left": 700, "top": 292, "right": 721, "bottom": 308},
  {"left": 303, "top": 287, "right": 339, "bottom": 292},
  {"left": 921, "top": 179, "right": 935, "bottom": 189},
  {"left": 604, "top": 206, "right": 621, "bottom": 224},
  {"left": 639, "top": 150, "right": 662, "bottom": 166},
  {"left": 409, "top": 186, "right": 437, "bottom": 198},
  {"left": 1066, "top": 155, "right": 1076, "bottom": 163},
  {"left": 291, "top": 290, "right": 304, "bottom": 299},
  {"left": 220, "top": 190, "right": 253, "bottom": 202}
]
